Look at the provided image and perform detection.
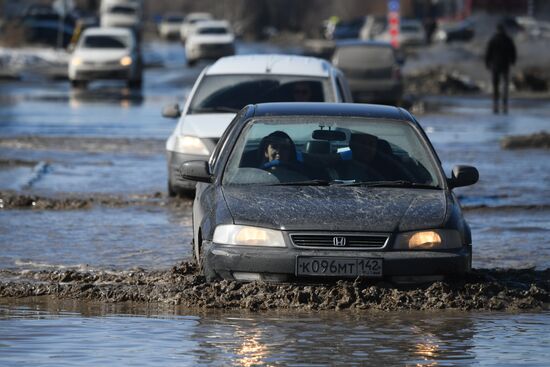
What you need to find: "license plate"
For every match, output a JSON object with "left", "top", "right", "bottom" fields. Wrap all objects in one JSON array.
[{"left": 296, "top": 257, "right": 383, "bottom": 277}]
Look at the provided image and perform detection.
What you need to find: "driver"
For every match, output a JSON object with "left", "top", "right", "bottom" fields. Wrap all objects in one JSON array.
[{"left": 259, "top": 131, "right": 300, "bottom": 171}]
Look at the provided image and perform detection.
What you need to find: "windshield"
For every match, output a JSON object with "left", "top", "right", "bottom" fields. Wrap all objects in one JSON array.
[
  {"left": 197, "top": 27, "right": 228, "bottom": 35},
  {"left": 336, "top": 46, "right": 395, "bottom": 68},
  {"left": 165, "top": 15, "right": 184, "bottom": 23},
  {"left": 82, "top": 35, "right": 128, "bottom": 49},
  {"left": 222, "top": 117, "right": 441, "bottom": 187},
  {"left": 110, "top": 6, "right": 136, "bottom": 15},
  {"left": 189, "top": 75, "right": 332, "bottom": 114}
]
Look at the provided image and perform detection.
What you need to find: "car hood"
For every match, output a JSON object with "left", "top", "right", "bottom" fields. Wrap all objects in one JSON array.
[
  {"left": 74, "top": 49, "right": 129, "bottom": 62},
  {"left": 176, "top": 113, "right": 236, "bottom": 138},
  {"left": 222, "top": 186, "right": 447, "bottom": 232}
]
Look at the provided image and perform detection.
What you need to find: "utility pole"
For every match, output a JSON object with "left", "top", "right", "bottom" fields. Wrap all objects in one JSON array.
[{"left": 56, "top": 0, "right": 67, "bottom": 49}]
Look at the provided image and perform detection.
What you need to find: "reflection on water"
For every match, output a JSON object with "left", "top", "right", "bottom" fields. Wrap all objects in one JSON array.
[{"left": 0, "top": 299, "right": 548, "bottom": 366}]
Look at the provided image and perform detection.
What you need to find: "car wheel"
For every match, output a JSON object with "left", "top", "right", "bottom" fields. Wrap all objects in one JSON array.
[
  {"left": 71, "top": 80, "right": 87, "bottom": 89},
  {"left": 199, "top": 242, "right": 219, "bottom": 282},
  {"left": 127, "top": 79, "right": 142, "bottom": 89},
  {"left": 187, "top": 59, "right": 196, "bottom": 67},
  {"left": 167, "top": 179, "right": 177, "bottom": 197}
]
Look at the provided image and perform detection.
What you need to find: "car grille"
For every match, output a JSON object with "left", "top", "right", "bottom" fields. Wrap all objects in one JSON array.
[{"left": 290, "top": 233, "right": 388, "bottom": 249}]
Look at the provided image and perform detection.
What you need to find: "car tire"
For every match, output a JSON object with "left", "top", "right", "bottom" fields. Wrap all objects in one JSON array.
[
  {"left": 167, "top": 179, "right": 177, "bottom": 197},
  {"left": 199, "top": 242, "right": 219, "bottom": 282},
  {"left": 71, "top": 80, "right": 87, "bottom": 89},
  {"left": 187, "top": 59, "right": 196, "bottom": 67},
  {"left": 127, "top": 79, "right": 142, "bottom": 89}
]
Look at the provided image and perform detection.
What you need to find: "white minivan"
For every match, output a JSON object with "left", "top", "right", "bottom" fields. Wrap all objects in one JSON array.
[{"left": 162, "top": 54, "right": 353, "bottom": 196}]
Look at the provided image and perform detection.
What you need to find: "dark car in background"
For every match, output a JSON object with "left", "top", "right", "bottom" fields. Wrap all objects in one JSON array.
[
  {"left": 20, "top": 4, "right": 76, "bottom": 48},
  {"left": 435, "top": 19, "right": 475, "bottom": 43},
  {"left": 182, "top": 103, "right": 479, "bottom": 283},
  {"left": 332, "top": 41, "right": 404, "bottom": 104}
]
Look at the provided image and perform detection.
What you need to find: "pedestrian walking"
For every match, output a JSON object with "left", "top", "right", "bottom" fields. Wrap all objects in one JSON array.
[{"left": 485, "top": 23, "right": 517, "bottom": 114}]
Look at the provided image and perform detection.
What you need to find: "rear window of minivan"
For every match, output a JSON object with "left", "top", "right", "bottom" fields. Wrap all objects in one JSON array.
[{"left": 336, "top": 45, "right": 395, "bottom": 69}]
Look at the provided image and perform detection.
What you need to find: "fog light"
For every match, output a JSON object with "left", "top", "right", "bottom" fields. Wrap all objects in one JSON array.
[{"left": 408, "top": 231, "right": 441, "bottom": 249}]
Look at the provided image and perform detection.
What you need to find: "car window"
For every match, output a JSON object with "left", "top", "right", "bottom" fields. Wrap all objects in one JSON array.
[
  {"left": 197, "top": 27, "right": 228, "bottom": 35},
  {"left": 82, "top": 35, "right": 129, "bottom": 49},
  {"left": 110, "top": 6, "right": 136, "bottom": 15},
  {"left": 189, "top": 75, "right": 332, "bottom": 114},
  {"left": 336, "top": 46, "right": 394, "bottom": 69},
  {"left": 222, "top": 116, "right": 441, "bottom": 187},
  {"left": 165, "top": 16, "right": 184, "bottom": 23}
]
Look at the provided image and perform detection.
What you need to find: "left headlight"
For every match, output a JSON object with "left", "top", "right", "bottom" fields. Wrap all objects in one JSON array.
[
  {"left": 120, "top": 56, "right": 133, "bottom": 66},
  {"left": 174, "top": 135, "right": 210, "bottom": 155},
  {"left": 394, "top": 229, "right": 462, "bottom": 250},
  {"left": 213, "top": 225, "right": 286, "bottom": 247},
  {"left": 71, "top": 57, "right": 82, "bottom": 66}
]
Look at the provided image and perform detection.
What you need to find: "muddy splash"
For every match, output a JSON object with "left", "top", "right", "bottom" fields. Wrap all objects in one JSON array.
[{"left": 0, "top": 262, "right": 547, "bottom": 312}]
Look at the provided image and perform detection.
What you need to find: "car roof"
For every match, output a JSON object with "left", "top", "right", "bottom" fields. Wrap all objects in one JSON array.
[
  {"left": 186, "top": 12, "right": 213, "bottom": 20},
  {"left": 82, "top": 27, "right": 134, "bottom": 37},
  {"left": 195, "top": 20, "right": 230, "bottom": 29},
  {"left": 335, "top": 40, "right": 394, "bottom": 48},
  {"left": 205, "top": 54, "right": 332, "bottom": 77},
  {"left": 250, "top": 102, "right": 413, "bottom": 121}
]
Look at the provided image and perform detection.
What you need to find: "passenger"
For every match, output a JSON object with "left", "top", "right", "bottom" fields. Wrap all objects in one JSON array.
[
  {"left": 338, "top": 133, "right": 406, "bottom": 181},
  {"left": 292, "top": 82, "right": 313, "bottom": 102},
  {"left": 259, "top": 131, "right": 301, "bottom": 171}
]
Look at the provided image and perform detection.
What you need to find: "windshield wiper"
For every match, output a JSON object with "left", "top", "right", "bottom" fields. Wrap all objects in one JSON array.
[
  {"left": 341, "top": 180, "right": 441, "bottom": 189},
  {"left": 269, "top": 179, "right": 332, "bottom": 186},
  {"left": 192, "top": 106, "right": 240, "bottom": 113}
]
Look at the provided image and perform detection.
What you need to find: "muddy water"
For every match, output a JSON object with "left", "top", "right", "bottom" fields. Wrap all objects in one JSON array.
[
  {"left": 1, "top": 41, "right": 549, "bottom": 364},
  {"left": 0, "top": 300, "right": 549, "bottom": 366}
]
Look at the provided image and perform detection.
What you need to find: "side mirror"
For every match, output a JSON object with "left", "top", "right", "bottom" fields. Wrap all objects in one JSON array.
[
  {"left": 448, "top": 165, "right": 479, "bottom": 188},
  {"left": 179, "top": 160, "right": 212, "bottom": 183},
  {"left": 162, "top": 103, "right": 181, "bottom": 119}
]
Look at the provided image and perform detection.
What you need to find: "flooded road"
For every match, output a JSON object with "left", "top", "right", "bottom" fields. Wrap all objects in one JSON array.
[
  {"left": 1, "top": 40, "right": 549, "bottom": 365},
  {"left": 1, "top": 300, "right": 549, "bottom": 366}
]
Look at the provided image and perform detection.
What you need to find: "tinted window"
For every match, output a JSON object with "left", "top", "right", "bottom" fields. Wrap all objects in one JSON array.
[
  {"left": 189, "top": 75, "right": 332, "bottom": 114},
  {"left": 198, "top": 27, "right": 228, "bottom": 35},
  {"left": 336, "top": 45, "right": 395, "bottom": 68},
  {"left": 223, "top": 117, "right": 440, "bottom": 186},
  {"left": 110, "top": 6, "right": 136, "bottom": 15},
  {"left": 82, "top": 35, "right": 128, "bottom": 49},
  {"left": 165, "top": 16, "right": 184, "bottom": 23}
]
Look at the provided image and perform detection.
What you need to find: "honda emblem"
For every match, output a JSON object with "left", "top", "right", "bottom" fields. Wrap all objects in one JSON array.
[{"left": 333, "top": 236, "right": 346, "bottom": 247}]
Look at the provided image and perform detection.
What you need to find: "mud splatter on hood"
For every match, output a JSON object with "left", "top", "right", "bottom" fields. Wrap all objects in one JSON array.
[{"left": 222, "top": 186, "right": 447, "bottom": 232}]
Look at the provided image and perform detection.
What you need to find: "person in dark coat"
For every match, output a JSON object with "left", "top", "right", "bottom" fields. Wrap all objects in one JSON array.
[{"left": 485, "top": 23, "right": 517, "bottom": 114}]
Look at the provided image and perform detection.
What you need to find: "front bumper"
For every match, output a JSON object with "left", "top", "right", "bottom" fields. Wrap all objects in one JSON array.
[
  {"left": 72, "top": 66, "right": 133, "bottom": 81},
  {"left": 167, "top": 150, "right": 209, "bottom": 191},
  {"left": 203, "top": 241, "right": 471, "bottom": 281}
]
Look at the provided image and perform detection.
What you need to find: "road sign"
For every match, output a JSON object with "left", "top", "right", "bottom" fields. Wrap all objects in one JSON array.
[{"left": 388, "top": 0, "right": 400, "bottom": 48}]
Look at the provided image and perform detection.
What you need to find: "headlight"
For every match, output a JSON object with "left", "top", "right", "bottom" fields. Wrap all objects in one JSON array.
[
  {"left": 71, "top": 57, "right": 82, "bottom": 66},
  {"left": 213, "top": 225, "right": 286, "bottom": 247},
  {"left": 120, "top": 56, "right": 132, "bottom": 66},
  {"left": 174, "top": 135, "right": 210, "bottom": 155},
  {"left": 394, "top": 230, "right": 462, "bottom": 250}
]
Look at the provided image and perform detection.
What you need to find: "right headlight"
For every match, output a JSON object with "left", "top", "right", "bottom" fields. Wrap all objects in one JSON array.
[
  {"left": 393, "top": 229, "right": 462, "bottom": 250},
  {"left": 174, "top": 135, "right": 210, "bottom": 155},
  {"left": 213, "top": 225, "right": 286, "bottom": 247}
]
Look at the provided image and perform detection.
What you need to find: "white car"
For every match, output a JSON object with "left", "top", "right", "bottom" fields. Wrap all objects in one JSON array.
[
  {"left": 162, "top": 54, "right": 353, "bottom": 196},
  {"left": 68, "top": 27, "right": 142, "bottom": 89},
  {"left": 100, "top": 2, "right": 141, "bottom": 32},
  {"left": 179, "top": 12, "right": 213, "bottom": 43},
  {"left": 376, "top": 19, "right": 426, "bottom": 47},
  {"left": 185, "top": 20, "right": 235, "bottom": 66},
  {"left": 158, "top": 13, "right": 185, "bottom": 40}
]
